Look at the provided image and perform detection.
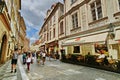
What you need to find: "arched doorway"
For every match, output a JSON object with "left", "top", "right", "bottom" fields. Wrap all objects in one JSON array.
[{"left": 0, "top": 34, "right": 7, "bottom": 63}]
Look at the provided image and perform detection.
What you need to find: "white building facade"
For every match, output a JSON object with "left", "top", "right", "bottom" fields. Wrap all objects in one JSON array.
[{"left": 59, "top": 0, "right": 120, "bottom": 59}]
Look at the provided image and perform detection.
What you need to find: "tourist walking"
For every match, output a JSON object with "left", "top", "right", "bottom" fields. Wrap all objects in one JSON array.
[
  {"left": 11, "top": 48, "right": 19, "bottom": 73},
  {"left": 26, "top": 52, "right": 32, "bottom": 72},
  {"left": 42, "top": 51, "right": 46, "bottom": 65},
  {"left": 22, "top": 52, "right": 26, "bottom": 65}
]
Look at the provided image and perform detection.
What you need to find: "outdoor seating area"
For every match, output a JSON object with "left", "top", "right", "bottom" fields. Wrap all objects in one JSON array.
[{"left": 61, "top": 53, "right": 120, "bottom": 73}]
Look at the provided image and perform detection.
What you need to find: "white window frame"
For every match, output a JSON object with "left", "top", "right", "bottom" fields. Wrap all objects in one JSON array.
[
  {"left": 72, "top": 12, "right": 78, "bottom": 29},
  {"left": 90, "top": 0, "right": 103, "bottom": 21}
]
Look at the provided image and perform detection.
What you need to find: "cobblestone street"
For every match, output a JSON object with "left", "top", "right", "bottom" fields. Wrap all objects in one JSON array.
[{"left": 21, "top": 57, "right": 120, "bottom": 80}]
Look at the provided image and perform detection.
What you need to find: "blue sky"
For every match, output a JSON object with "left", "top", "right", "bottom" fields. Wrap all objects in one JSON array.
[{"left": 21, "top": 0, "right": 63, "bottom": 44}]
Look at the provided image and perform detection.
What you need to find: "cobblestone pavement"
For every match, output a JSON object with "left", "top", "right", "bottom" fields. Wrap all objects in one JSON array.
[
  {"left": 21, "top": 57, "right": 120, "bottom": 80},
  {"left": 0, "top": 60, "right": 18, "bottom": 80}
]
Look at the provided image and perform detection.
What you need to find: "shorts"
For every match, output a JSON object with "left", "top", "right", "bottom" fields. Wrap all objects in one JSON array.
[{"left": 11, "top": 59, "right": 17, "bottom": 65}]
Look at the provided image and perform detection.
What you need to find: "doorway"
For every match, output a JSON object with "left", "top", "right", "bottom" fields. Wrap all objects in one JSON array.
[{"left": 0, "top": 35, "right": 7, "bottom": 63}]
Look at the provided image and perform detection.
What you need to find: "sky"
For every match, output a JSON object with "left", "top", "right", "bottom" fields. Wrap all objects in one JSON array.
[{"left": 21, "top": 0, "right": 63, "bottom": 44}]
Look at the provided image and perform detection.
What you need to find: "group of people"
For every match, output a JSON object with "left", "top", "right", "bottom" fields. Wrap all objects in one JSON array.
[
  {"left": 36, "top": 50, "right": 46, "bottom": 65},
  {"left": 10, "top": 48, "right": 60, "bottom": 73},
  {"left": 48, "top": 51, "right": 60, "bottom": 61},
  {"left": 21, "top": 50, "right": 46, "bottom": 72},
  {"left": 22, "top": 51, "right": 35, "bottom": 72}
]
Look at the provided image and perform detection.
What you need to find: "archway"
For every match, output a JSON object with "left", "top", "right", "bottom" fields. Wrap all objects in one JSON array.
[{"left": 0, "top": 34, "right": 7, "bottom": 63}]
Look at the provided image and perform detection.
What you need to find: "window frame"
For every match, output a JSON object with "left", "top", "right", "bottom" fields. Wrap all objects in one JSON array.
[
  {"left": 71, "top": 12, "right": 78, "bottom": 29},
  {"left": 60, "top": 21, "right": 64, "bottom": 34},
  {"left": 73, "top": 46, "right": 80, "bottom": 53},
  {"left": 90, "top": 0, "right": 103, "bottom": 21}
]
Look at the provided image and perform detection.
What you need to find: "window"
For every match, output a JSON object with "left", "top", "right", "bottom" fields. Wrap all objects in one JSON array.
[
  {"left": 118, "top": 0, "right": 120, "bottom": 10},
  {"left": 47, "top": 33, "right": 49, "bottom": 41},
  {"left": 50, "top": 31, "right": 51, "bottom": 40},
  {"left": 60, "top": 21, "right": 64, "bottom": 34},
  {"left": 53, "top": 15, "right": 55, "bottom": 23},
  {"left": 50, "top": 19, "right": 52, "bottom": 26},
  {"left": 44, "top": 33, "right": 46, "bottom": 41},
  {"left": 90, "top": 0, "right": 102, "bottom": 21},
  {"left": 71, "top": 0, "right": 77, "bottom": 4},
  {"left": 73, "top": 46, "right": 80, "bottom": 53},
  {"left": 53, "top": 28, "right": 55, "bottom": 38},
  {"left": 72, "top": 13, "right": 78, "bottom": 29}
]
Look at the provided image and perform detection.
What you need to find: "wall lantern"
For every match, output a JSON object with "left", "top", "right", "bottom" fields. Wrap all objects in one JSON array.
[{"left": 108, "top": 23, "right": 115, "bottom": 39}]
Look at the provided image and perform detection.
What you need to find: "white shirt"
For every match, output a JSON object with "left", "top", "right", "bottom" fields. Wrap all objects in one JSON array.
[
  {"left": 26, "top": 57, "right": 31, "bottom": 62},
  {"left": 98, "top": 54, "right": 105, "bottom": 59},
  {"left": 42, "top": 53, "right": 46, "bottom": 57}
]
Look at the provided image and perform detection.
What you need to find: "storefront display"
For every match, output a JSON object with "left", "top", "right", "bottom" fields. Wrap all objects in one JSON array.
[{"left": 94, "top": 43, "right": 108, "bottom": 55}]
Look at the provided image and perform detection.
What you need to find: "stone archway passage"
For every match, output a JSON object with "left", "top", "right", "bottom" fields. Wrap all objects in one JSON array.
[{"left": 0, "top": 34, "right": 7, "bottom": 64}]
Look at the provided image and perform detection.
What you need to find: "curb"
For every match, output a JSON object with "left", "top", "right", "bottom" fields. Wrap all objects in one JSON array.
[{"left": 18, "top": 56, "right": 29, "bottom": 80}]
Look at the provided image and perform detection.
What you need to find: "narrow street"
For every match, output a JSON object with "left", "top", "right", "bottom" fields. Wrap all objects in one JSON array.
[{"left": 20, "top": 57, "right": 120, "bottom": 80}]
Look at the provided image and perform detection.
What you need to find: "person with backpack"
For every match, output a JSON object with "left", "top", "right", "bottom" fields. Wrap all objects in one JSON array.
[
  {"left": 11, "top": 48, "right": 19, "bottom": 73},
  {"left": 22, "top": 52, "right": 26, "bottom": 65}
]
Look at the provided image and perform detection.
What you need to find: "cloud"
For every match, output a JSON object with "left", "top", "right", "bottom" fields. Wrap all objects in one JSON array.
[{"left": 21, "top": 0, "right": 63, "bottom": 44}]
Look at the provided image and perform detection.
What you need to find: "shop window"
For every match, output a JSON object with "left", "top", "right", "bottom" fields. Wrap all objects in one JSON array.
[
  {"left": 73, "top": 46, "right": 80, "bottom": 53},
  {"left": 90, "top": 0, "right": 103, "bottom": 21},
  {"left": 94, "top": 43, "right": 108, "bottom": 54}
]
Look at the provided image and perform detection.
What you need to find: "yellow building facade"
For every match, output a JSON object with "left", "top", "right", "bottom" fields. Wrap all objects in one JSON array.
[{"left": 0, "top": 0, "right": 22, "bottom": 64}]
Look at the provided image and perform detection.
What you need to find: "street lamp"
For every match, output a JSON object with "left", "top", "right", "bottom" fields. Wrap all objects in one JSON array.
[{"left": 0, "top": 0, "right": 5, "bottom": 13}]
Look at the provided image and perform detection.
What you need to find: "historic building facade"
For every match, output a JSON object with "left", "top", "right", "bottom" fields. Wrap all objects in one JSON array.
[
  {"left": 39, "top": 2, "right": 64, "bottom": 54},
  {"left": 59, "top": 0, "right": 120, "bottom": 59},
  {"left": 38, "top": 0, "right": 120, "bottom": 60},
  {"left": 0, "top": 0, "right": 28, "bottom": 63},
  {"left": 19, "top": 16, "right": 27, "bottom": 53},
  {"left": 0, "top": 0, "right": 11, "bottom": 63}
]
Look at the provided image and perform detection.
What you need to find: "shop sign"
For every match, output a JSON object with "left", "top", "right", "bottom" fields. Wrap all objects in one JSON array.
[
  {"left": 118, "top": 40, "right": 120, "bottom": 44},
  {"left": 75, "top": 38, "right": 80, "bottom": 41}
]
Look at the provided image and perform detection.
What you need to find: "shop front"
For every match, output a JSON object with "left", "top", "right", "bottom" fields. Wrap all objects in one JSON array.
[
  {"left": 114, "top": 29, "right": 120, "bottom": 59},
  {"left": 62, "top": 32, "right": 108, "bottom": 56},
  {"left": 47, "top": 40, "right": 59, "bottom": 56}
]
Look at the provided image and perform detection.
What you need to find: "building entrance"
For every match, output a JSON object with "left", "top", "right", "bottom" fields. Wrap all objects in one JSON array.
[{"left": 0, "top": 35, "right": 7, "bottom": 63}]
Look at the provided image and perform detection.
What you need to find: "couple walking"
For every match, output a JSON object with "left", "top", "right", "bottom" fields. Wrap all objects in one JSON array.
[{"left": 37, "top": 50, "right": 46, "bottom": 65}]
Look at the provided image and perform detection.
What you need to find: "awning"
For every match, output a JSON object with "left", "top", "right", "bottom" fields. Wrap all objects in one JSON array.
[
  {"left": 62, "top": 33, "right": 108, "bottom": 46},
  {"left": 115, "top": 30, "right": 120, "bottom": 41}
]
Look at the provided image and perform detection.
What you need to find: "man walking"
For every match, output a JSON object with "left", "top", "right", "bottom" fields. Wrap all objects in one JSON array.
[{"left": 11, "top": 48, "right": 19, "bottom": 73}]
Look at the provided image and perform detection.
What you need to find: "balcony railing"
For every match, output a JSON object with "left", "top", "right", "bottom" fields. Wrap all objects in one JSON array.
[{"left": 0, "top": 0, "right": 5, "bottom": 13}]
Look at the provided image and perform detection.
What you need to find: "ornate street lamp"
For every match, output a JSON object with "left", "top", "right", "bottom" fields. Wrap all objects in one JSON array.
[{"left": 0, "top": 0, "right": 5, "bottom": 13}]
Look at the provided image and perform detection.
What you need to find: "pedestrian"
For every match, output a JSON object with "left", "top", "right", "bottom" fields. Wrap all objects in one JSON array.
[
  {"left": 11, "top": 48, "right": 19, "bottom": 73},
  {"left": 42, "top": 51, "right": 46, "bottom": 65},
  {"left": 22, "top": 52, "right": 26, "bottom": 65},
  {"left": 37, "top": 51, "right": 41, "bottom": 64},
  {"left": 26, "top": 52, "right": 32, "bottom": 72},
  {"left": 31, "top": 52, "right": 35, "bottom": 63}
]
